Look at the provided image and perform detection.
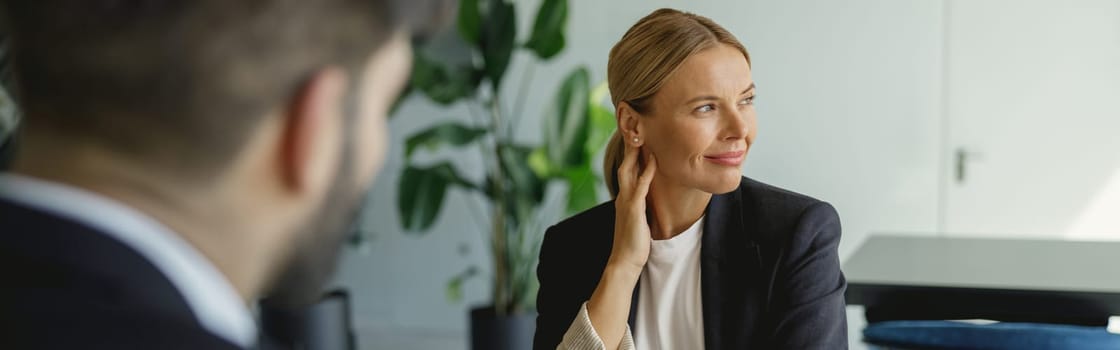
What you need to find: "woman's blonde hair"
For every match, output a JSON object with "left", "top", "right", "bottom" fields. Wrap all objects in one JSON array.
[{"left": 603, "top": 8, "right": 751, "bottom": 197}]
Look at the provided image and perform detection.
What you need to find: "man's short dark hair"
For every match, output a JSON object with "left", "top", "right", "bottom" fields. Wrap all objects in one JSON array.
[{"left": 1, "top": 0, "right": 438, "bottom": 178}]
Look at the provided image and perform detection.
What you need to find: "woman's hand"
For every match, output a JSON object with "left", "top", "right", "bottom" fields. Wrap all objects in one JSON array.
[
  {"left": 609, "top": 141, "right": 657, "bottom": 273},
  {"left": 584, "top": 141, "right": 656, "bottom": 350}
]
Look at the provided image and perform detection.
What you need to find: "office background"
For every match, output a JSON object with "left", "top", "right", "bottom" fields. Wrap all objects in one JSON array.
[
  {"left": 329, "top": 0, "right": 1120, "bottom": 348},
  {"left": 0, "top": 0, "right": 1114, "bottom": 349}
]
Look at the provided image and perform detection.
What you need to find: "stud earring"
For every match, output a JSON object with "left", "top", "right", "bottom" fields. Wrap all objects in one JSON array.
[{"left": 633, "top": 137, "right": 640, "bottom": 143}]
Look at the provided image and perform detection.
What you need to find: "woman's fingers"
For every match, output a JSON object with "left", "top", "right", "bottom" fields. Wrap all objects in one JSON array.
[
  {"left": 634, "top": 153, "right": 656, "bottom": 199},
  {"left": 618, "top": 138, "right": 638, "bottom": 194}
]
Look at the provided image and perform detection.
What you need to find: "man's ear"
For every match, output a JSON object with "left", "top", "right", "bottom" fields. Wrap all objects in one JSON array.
[
  {"left": 616, "top": 102, "right": 644, "bottom": 146},
  {"left": 279, "top": 67, "right": 348, "bottom": 193}
]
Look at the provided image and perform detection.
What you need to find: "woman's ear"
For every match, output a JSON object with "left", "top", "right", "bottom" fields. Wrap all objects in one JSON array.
[{"left": 617, "top": 102, "right": 644, "bottom": 146}]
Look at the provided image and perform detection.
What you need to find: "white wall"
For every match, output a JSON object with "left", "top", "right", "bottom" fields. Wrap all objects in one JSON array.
[{"left": 335, "top": 1, "right": 947, "bottom": 348}]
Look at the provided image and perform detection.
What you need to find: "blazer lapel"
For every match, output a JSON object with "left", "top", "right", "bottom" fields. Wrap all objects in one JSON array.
[{"left": 701, "top": 180, "right": 764, "bottom": 349}]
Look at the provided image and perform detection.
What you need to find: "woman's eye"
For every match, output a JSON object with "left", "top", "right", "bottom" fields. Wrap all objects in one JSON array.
[
  {"left": 696, "top": 104, "right": 715, "bottom": 113},
  {"left": 739, "top": 96, "right": 755, "bottom": 106}
]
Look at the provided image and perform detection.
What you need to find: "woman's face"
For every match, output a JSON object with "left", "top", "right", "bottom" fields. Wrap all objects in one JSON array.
[{"left": 635, "top": 43, "right": 756, "bottom": 195}]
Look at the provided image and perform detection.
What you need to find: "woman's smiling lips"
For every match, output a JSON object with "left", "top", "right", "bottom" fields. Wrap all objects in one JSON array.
[{"left": 703, "top": 150, "right": 745, "bottom": 166}]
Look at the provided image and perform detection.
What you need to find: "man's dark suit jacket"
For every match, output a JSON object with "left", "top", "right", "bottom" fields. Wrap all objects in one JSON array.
[
  {"left": 535, "top": 177, "right": 847, "bottom": 349},
  {"left": 0, "top": 198, "right": 242, "bottom": 349}
]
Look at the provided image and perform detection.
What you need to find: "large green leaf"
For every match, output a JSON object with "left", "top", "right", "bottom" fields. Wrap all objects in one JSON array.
[
  {"left": 543, "top": 67, "right": 591, "bottom": 170},
  {"left": 485, "top": 144, "right": 545, "bottom": 231},
  {"left": 480, "top": 0, "right": 516, "bottom": 89},
  {"left": 527, "top": 146, "right": 551, "bottom": 178},
  {"left": 562, "top": 165, "right": 599, "bottom": 214},
  {"left": 404, "top": 122, "right": 489, "bottom": 159},
  {"left": 398, "top": 162, "right": 477, "bottom": 232},
  {"left": 398, "top": 165, "right": 448, "bottom": 232},
  {"left": 530, "top": 79, "right": 613, "bottom": 180},
  {"left": 457, "top": 0, "right": 481, "bottom": 45},
  {"left": 585, "top": 81, "right": 616, "bottom": 156},
  {"left": 499, "top": 143, "right": 546, "bottom": 206},
  {"left": 524, "top": 0, "right": 567, "bottom": 60},
  {"left": 410, "top": 52, "right": 480, "bottom": 105}
]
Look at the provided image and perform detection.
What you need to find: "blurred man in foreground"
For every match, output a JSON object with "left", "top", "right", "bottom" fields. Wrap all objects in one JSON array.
[{"left": 0, "top": 1, "right": 432, "bottom": 348}]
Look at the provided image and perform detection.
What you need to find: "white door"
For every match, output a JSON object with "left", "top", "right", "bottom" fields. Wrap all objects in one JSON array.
[{"left": 944, "top": 0, "right": 1120, "bottom": 239}]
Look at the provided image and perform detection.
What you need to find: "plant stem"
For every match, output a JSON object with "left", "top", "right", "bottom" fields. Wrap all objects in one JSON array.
[
  {"left": 462, "top": 190, "right": 490, "bottom": 245},
  {"left": 489, "top": 95, "right": 509, "bottom": 315},
  {"left": 509, "top": 60, "right": 536, "bottom": 141}
]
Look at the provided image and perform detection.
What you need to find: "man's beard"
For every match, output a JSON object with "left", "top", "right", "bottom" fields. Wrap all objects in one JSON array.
[
  {"left": 256, "top": 163, "right": 367, "bottom": 346},
  {"left": 259, "top": 165, "right": 366, "bottom": 310}
]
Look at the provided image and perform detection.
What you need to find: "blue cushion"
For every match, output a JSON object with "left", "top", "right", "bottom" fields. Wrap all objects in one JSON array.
[{"left": 863, "top": 320, "right": 1120, "bottom": 349}]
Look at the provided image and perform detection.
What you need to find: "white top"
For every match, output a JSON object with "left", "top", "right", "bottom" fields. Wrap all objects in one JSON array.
[
  {"left": 635, "top": 215, "right": 706, "bottom": 350},
  {"left": 0, "top": 173, "right": 257, "bottom": 348}
]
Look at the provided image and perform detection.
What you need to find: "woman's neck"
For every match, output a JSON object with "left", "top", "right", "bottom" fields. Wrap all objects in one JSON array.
[{"left": 646, "top": 176, "right": 712, "bottom": 240}]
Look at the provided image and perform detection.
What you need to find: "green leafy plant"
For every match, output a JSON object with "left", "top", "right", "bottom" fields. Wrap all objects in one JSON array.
[{"left": 394, "top": 0, "right": 615, "bottom": 315}]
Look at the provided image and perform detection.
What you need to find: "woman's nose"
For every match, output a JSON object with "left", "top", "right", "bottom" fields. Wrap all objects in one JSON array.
[{"left": 721, "top": 108, "right": 749, "bottom": 140}]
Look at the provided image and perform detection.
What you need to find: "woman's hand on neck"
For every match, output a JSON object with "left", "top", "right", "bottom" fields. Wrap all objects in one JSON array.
[{"left": 646, "top": 176, "right": 712, "bottom": 240}]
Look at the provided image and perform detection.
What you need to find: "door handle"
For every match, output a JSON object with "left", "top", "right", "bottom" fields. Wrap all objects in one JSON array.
[{"left": 955, "top": 148, "right": 984, "bottom": 184}]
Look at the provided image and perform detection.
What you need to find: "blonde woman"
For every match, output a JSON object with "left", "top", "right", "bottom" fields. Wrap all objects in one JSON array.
[{"left": 534, "top": 8, "right": 847, "bottom": 350}]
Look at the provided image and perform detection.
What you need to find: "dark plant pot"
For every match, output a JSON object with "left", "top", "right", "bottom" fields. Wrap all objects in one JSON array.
[
  {"left": 260, "top": 289, "right": 356, "bottom": 350},
  {"left": 470, "top": 306, "right": 536, "bottom": 350},
  {"left": 0, "top": 129, "right": 17, "bottom": 171}
]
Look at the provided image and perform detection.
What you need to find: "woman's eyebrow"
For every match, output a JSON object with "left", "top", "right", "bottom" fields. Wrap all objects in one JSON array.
[{"left": 683, "top": 83, "right": 756, "bottom": 105}]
